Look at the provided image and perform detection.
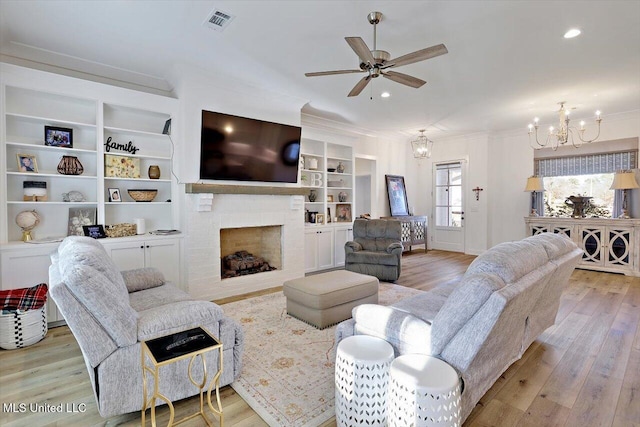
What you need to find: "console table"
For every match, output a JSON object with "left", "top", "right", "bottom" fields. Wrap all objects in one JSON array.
[
  {"left": 382, "top": 216, "right": 428, "bottom": 252},
  {"left": 524, "top": 217, "right": 640, "bottom": 277}
]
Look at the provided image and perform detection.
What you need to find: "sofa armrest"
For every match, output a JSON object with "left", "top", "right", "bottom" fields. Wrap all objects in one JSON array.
[
  {"left": 345, "top": 241, "right": 363, "bottom": 253},
  {"left": 353, "top": 304, "right": 435, "bottom": 355},
  {"left": 121, "top": 267, "right": 165, "bottom": 293},
  {"left": 386, "top": 242, "right": 404, "bottom": 254},
  {"left": 137, "top": 300, "right": 224, "bottom": 342}
]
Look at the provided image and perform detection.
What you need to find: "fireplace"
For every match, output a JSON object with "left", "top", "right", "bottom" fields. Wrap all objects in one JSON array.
[
  {"left": 220, "top": 226, "right": 282, "bottom": 279},
  {"left": 185, "top": 192, "right": 305, "bottom": 301}
]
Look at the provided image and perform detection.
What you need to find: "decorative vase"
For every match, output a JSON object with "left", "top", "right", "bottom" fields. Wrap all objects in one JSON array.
[
  {"left": 336, "top": 161, "right": 345, "bottom": 173},
  {"left": 309, "top": 189, "right": 317, "bottom": 202},
  {"left": 148, "top": 165, "right": 161, "bottom": 179},
  {"left": 338, "top": 191, "right": 347, "bottom": 202},
  {"left": 57, "top": 156, "right": 84, "bottom": 175},
  {"left": 307, "top": 157, "right": 318, "bottom": 170}
]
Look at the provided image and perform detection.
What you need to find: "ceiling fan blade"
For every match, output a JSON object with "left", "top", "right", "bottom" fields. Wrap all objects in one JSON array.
[
  {"left": 384, "top": 44, "right": 448, "bottom": 69},
  {"left": 382, "top": 71, "right": 426, "bottom": 88},
  {"left": 305, "top": 69, "right": 365, "bottom": 77},
  {"left": 348, "top": 75, "right": 371, "bottom": 97},
  {"left": 345, "top": 37, "right": 376, "bottom": 65}
]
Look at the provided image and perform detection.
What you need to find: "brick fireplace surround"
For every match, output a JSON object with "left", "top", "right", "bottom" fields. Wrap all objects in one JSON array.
[{"left": 185, "top": 192, "right": 305, "bottom": 300}]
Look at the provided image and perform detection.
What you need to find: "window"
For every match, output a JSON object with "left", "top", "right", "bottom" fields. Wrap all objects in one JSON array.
[
  {"left": 543, "top": 173, "right": 615, "bottom": 217},
  {"left": 435, "top": 163, "right": 463, "bottom": 227},
  {"left": 534, "top": 147, "right": 637, "bottom": 217}
]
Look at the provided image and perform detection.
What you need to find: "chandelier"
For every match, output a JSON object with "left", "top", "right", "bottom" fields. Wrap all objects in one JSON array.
[
  {"left": 528, "top": 102, "right": 602, "bottom": 150},
  {"left": 410, "top": 129, "right": 434, "bottom": 159}
]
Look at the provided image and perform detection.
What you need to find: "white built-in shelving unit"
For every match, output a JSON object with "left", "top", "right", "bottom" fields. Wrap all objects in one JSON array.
[
  {"left": 300, "top": 138, "right": 355, "bottom": 272},
  {"left": 0, "top": 63, "right": 183, "bottom": 324}
]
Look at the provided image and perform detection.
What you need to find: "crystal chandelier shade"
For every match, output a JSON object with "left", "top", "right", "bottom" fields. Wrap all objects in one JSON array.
[
  {"left": 528, "top": 102, "right": 602, "bottom": 151},
  {"left": 411, "top": 129, "right": 434, "bottom": 159}
]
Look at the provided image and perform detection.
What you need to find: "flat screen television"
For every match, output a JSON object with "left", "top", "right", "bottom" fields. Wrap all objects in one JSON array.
[{"left": 200, "top": 110, "right": 301, "bottom": 183}]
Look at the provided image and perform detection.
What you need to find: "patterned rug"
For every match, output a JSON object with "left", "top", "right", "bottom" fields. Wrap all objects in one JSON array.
[{"left": 223, "top": 282, "right": 422, "bottom": 427}]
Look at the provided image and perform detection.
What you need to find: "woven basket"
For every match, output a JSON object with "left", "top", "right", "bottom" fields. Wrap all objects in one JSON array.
[
  {"left": 0, "top": 306, "right": 47, "bottom": 349},
  {"left": 127, "top": 189, "right": 157, "bottom": 202},
  {"left": 105, "top": 223, "right": 137, "bottom": 238}
]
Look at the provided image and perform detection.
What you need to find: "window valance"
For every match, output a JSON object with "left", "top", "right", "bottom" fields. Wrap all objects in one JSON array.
[{"left": 535, "top": 150, "right": 637, "bottom": 177}]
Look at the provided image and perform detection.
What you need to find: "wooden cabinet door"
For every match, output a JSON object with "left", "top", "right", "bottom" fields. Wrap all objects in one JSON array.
[
  {"left": 145, "top": 239, "right": 180, "bottom": 284},
  {"left": 317, "top": 229, "right": 334, "bottom": 270},
  {"left": 105, "top": 241, "right": 146, "bottom": 272},
  {"left": 304, "top": 231, "right": 319, "bottom": 273},
  {"left": 334, "top": 226, "right": 353, "bottom": 267}
]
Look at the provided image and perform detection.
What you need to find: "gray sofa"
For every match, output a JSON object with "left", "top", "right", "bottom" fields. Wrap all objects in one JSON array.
[
  {"left": 345, "top": 218, "right": 403, "bottom": 281},
  {"left": 336, "top": 233, "right": 582, "bottom": 422},
  {"left": 48, "top": 236, "right": 244, "bottom": 418}
]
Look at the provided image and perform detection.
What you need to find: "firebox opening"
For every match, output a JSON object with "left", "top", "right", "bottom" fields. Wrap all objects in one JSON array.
[{"left": 220, "top": 225, "right": 282, "bottom": 279}]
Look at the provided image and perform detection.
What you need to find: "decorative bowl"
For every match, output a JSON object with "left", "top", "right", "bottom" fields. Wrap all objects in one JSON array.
[
  {"left": 127, "top": 189, "right": 157, "bottom": 202},
  {"left": 327, "top": 168, "right": 336, "bottom": 172}
]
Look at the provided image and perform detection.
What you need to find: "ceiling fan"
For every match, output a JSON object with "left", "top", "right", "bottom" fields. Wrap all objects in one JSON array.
[{"left": 305, "top": 11, "right": 448, "bottom": 97}]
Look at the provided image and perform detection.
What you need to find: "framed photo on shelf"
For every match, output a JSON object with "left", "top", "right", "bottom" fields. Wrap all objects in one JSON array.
[
  {"left": 336, "top": 204, "right": 352, "bottom": 222},
  {"left": 327, "top": 195, "right": 334, "bottom": 202},
  {"left": 44, "top": 126, "right": 73, "bottom": 148},
  {"left": 385, "top": 174, "right": 410, "bottom": 216},
  {"left": 68, "top": 207, "right": 97, "bottom": 236},
  {"left": 316, "top": 213, "right": 325, "bottom": 224},
  {"left": 16, "top": 154, "right": 38, "bottom": 173},
  {"left": 108, "top": 188, "right": 122, "bottom": 202}
]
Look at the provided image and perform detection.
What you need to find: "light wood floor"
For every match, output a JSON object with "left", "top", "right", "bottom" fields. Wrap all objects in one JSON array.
[{"left": 1, "top": 249, "right": 638, "bottom": 426}]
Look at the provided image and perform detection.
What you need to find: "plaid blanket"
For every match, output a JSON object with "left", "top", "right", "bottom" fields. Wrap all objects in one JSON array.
[{"left": 0, "top": 283, "right": 48, "bottom": 311}]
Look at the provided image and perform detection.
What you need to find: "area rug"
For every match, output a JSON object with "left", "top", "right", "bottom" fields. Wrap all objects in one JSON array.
[{"left": 223, "top": 282, "right": 422, "bottom": 427}]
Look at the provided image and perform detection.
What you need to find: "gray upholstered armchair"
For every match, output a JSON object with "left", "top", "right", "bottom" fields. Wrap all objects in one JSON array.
[
  {"left": 49, "top": 236, "right": 244, "bottom": 418},
  {"left": 345, "top": 218, "right": 403, "bottom": 281}
]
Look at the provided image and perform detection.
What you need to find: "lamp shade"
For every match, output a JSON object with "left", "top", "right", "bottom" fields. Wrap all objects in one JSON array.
[
  {"left": 610, "top": 171, "right": 640, "bottom": 190},
  {"left": 524, "top": 176, "right": 545, "bottom": 192}
]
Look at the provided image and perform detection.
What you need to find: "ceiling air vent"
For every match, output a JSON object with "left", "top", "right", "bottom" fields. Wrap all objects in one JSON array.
[{"left": 204, "top": 8, "right": 235, "bottom": 32}]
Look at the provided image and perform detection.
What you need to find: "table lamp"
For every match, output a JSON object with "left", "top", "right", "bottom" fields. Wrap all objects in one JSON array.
[
  {"left": 524, "top": 176, "right": 545, "bottom": 216},
  {"left": 610, "top": 171, "right": 639, "bottom": 219}
]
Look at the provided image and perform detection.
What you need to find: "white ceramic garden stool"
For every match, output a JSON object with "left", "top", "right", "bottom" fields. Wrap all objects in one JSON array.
[
  {"left": 335, "top": 335, "right": 394, "bottom": 427},
  {"left": 388, "top": 354, "right": 462, "bottom": 427}
]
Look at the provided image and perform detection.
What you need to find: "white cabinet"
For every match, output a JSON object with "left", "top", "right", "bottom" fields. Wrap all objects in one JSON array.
[
  {"left": 0, "top": 243, "right": 63, "bottom": 324},
  {"left": 334, "top": 225, "right": 354, "bottom": 267},
  {"left": 304, "top": 228, "right": 335, "bottom": 273},
  {"left": 102, "top": 237, "right": 181, "bottom": 285},
  {"left": 525, "top": 217, "right": 640, "bottom": 276}
]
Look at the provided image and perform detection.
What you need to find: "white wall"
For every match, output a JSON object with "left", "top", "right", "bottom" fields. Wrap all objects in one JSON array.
[
  {"left": 405, "top": 110, "right": 640, "bottom": 254},
  {"left": 409, "top": 133, "right": 489, "bottom": 255},
  {"left": 353, "top": 135, "right": 410, "bottom": 218},
  {"left": 172, "top": 64, "right": 308, "bottom": 185},
  {"left": 488, "top": 111, "right": 640, "bottom": 247}
]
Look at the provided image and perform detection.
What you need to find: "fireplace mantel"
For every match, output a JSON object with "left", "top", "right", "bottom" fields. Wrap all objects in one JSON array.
[{"left": 185, "top": 183, "right": 310, "bottom": 196}]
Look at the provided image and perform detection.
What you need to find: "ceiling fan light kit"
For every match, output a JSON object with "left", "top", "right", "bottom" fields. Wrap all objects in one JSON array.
[{"left": 305, "top": 11, "right": 448, "bottom": 97}]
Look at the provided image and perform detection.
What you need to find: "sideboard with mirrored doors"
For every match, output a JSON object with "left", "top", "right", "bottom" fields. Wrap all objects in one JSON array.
[{"left": 525, "top": 217, "right": 640, "bottom": 276}]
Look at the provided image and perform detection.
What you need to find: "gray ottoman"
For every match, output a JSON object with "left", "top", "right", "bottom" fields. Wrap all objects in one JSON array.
[{"left": 283, "top": 270, "right": 379, "bottom": 329}]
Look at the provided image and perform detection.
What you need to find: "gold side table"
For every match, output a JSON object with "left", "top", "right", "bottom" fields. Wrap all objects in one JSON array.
[{"left": 141, "top": 326, "right": 224, "bottom": 427}]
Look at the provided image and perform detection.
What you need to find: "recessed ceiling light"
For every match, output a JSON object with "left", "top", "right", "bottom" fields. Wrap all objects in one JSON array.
[
  {"left": 564, "top": 28, "right": 581, "bottom": 39},
  {"left": 381, "top": 92, "right": 391, "bottom": 98}
]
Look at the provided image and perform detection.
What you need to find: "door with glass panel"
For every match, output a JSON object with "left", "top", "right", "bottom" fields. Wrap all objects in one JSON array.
[{"left": 432, "top": 161, "right": 465, "bottom": 252}]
